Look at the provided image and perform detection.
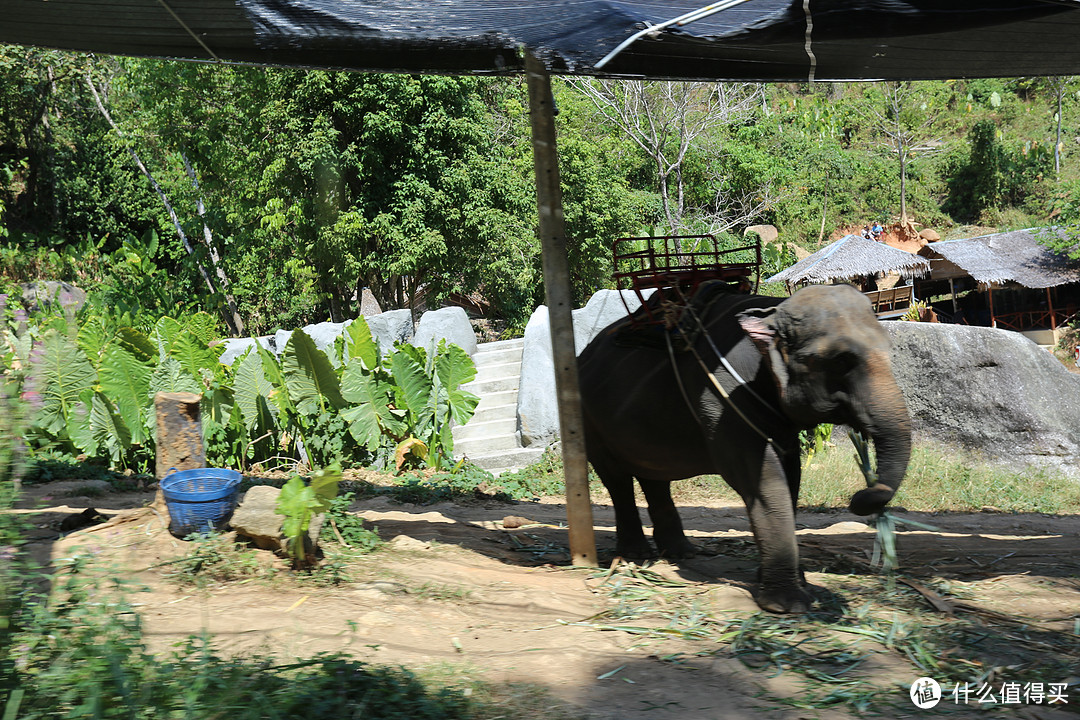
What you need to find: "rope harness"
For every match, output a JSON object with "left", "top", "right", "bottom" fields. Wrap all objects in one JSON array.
[{"left": 659, "top": 289, "right": 794, "bottom": 459}]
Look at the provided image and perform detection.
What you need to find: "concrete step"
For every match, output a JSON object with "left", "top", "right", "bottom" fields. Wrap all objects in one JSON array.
[
  {"left": 474, "top": 388, "right": 517, "bottom": 409},
  {"left": 452, "top": 418, "right": 517, "bottom": 442},
  {"left": 464, "top": 375, "right": 519, "bottom": 394},
  {"left": 454, "top": 432, "right": 521, "bottom": 455},
  {"left": 471, "top": 360, "right": 522, "bottom": 384},
  {"left": 475, "top": 337, "right": 524, "bottom": 354},
  {"left": 459, "top": 446, "right": 546, "bottom": 474},
  {"left": 470, "top": 402, "right": 518, "bottom": 424},
  {"left": 472, "top": 350, "right": 522, "bottom": 368}
]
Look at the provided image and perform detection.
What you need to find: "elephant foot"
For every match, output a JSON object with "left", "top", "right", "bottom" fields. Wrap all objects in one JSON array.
[
  {"left": 755, "top": 585, "right": 813, "bottom": 614},
  {"left": 655, "top": 535, "right": 697, "bottom": 560},
  {"left": 614, "top": 538, "right": 657, "bottom": 560}
]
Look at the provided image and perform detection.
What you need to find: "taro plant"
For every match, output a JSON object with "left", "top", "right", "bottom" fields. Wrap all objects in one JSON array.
[
  {"left": 7, "top": 301, "right": 479, "bottom": 475},
  {"left": 276, "top": 462, "right": 342, "bottom": 568}
]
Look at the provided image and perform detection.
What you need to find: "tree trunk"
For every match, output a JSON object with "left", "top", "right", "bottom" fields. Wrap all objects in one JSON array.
[
  {"left": 86, "top": 74, "right": 234, "bottom": 331},
  {"left": 1056, "top": 78, "right": 1064, "bottom": 177},
  {"left": 899, "top": 148, "right": 908, "bottom": 224},
  {"left": 180, "top": 153, "right": 245, "bottom": 335}
]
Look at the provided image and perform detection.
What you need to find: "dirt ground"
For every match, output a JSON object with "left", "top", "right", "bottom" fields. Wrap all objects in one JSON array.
[{"left": 11, "top": 477, "right": 1080, "bottom": 720}]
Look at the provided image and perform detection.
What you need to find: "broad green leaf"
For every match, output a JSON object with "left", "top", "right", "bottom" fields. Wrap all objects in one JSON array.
[
  {"left": 89, "top": 391, "right": 131, "bottom": 465},
  {"left": 76, "top": 316, "right": 111, "bottom": 363},
  {"left": 310, "top": 462, "right": 341, "bottom": 510},
  {"left": 344, "top": 316, "right": 379, "bottom": 370},
  {"left": 281, "top": 329, "right": 345, "bottom": 415},
  {"left": 67, "top": 398, "right": 98, "bottom": 456},
  {"left": 434, "top": 341, "right": 480, "bottom": 426},
  {"left": 340, "top": 363, "right": 405, "bottom": 444},
  {"left": 388, "top": 345, "right": 432, "bottom": 422},
  {"left": 116, "top": 327, "right": 156, "bottom": 363},
  {"left": 35, "top": 329, "right": 98, "bottom": 438},
  {"left": 152, "top": 317, "right": 184, "bottom": 360},
  {"left": 170, "top": 330, "right": 220, "bottom": 384},
  {"left": 148, "top": 356, "right": 201, "bottom": 396},
  {"left": 186, "top": 312, "right": 220, "bottom": 346},
  {"left": 258, "top": 344, "right": 295, "bottom": 419},
  {"left": 98, "top": 343, "right": 152, "bottom": 446},
  {"left": 235, "top": 349, "right": 278, "bottom": 432}
]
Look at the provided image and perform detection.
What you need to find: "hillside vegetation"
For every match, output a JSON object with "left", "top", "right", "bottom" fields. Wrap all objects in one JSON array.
[{"left": 3, "top": 47, "right": 1080, "bottom": 333}]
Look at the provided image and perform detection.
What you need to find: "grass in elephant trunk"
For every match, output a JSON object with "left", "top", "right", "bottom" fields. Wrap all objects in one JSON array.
[{"left": 576, "top": 560, "right": 1080, "bottom": 714}]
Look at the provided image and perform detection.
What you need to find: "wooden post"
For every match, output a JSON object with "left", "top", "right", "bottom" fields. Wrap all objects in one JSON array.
[
  {"left": 949, "top": 278, "right": 958, "bottom": 315},
  {"left": 988, "top": 286, "right": 996, "bottom": 328},
  {"left": 154, "top": 391, "right": 205, "bottom": 479},
  {"left": 524, "top": 52, "right": 597, "bottom": 567},
  {"left": 1047, "top": 287, "right": 1057, "bottom": 331}
]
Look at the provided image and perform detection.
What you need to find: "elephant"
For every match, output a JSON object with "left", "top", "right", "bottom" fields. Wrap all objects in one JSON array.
[{"left": 578, "top": 282, "right": 912, "bottom": 613}]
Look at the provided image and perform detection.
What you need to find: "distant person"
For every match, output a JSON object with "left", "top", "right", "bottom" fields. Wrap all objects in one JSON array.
[
  {"left": 861, "top": 226, "right": 871, "bottom": 239},
  {"left": 871, "top": 222, "right": 883, "bottom": 240}
]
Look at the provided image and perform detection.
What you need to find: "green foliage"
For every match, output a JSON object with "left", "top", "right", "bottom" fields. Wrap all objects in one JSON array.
[
  {"left": 799, "top": 423, "right": 833, "bottom": 469},
  {"left": 276, "top": 463, "right": 342, "bottom": 566},
  {"left": 164, "top": 531, "right": 267, "bottom": 587},
  {"left": 944, "top": 119, "right": 1052, "bottom": 222},
  {"left": 5, "top": 555, "right": 477, "bottom": 719},
  {"left": 320, "top": 491, "right": 382, "bottom": 552},
  {"left": 2, "top": 294, "right": 479, "bottom": 476}
]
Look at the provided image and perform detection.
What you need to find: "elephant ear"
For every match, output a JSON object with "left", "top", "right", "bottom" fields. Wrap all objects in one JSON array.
[
  {"left": 736, "top": 307, "right": 778, "bottom": 354},
  {"left": 736, "top": 307, "right": 789, "bottom": 393}
]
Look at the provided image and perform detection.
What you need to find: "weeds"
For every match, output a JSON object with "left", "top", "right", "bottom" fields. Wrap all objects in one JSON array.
[{"left": 162, "top": 531, "right": 268, "bottom": 588}]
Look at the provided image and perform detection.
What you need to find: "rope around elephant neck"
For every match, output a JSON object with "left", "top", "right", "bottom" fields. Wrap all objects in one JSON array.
[
  {"left": 661, "top": 299, "right": 792, "bottom": 457},
  {"left": 682, "top": 340, "right": 792, "bottom": 458},
  {"left": 664, "top": 329, "right": 709, "bottom": 437},
  {"left": 684, "top": 303, "right": 786, "bottom": 423}
]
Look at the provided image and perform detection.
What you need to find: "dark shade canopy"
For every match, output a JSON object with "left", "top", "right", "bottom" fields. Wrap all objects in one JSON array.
[{"left": 5, "top": 0, "right": 1080, "bottom": 81}]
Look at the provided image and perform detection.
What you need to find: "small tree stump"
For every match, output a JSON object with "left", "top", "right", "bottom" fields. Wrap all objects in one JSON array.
[
  {"left": 154, "top": 392, "right": 205, "bottom": 479},
  {"left": 153, "top": 392, "right": 206, "bottom": 522}
]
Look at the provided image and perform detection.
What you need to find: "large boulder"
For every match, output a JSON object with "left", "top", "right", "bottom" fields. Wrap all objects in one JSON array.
[
  {"left": 411, "top": 306, "right": 476, "bottom": 356},
  {"left": 744, "top": 224, "right": 780, "bottom": 245},
  {"left": 517, "top": 289, "right": 650, "bottom": 446},
  {"left": 367, "top": 309, "right": 414, "bottom": 352},
  {"left": 885, "top": 322, "right": 1080, "bottom": 476},
  {"left": 301, "top": 321, "right": 348, "bottom": 352},
  {"left": 230, "top": 485, "right": 323, "bottom": 553},
  {"left": 217, "top": 337, "right": 273, "bottom": 366},
  {"left": 20, "top": 280, "right": 87, "bottom": 313}
]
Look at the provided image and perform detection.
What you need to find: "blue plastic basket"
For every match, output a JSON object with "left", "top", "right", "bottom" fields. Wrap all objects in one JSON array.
[{"left": 161, "top": 468, "right": 242, "bottom": 537}]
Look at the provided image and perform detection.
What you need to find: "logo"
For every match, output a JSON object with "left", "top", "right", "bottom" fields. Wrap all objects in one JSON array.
[{"left": 911, "top": 677, "right": 942, "bottom": 709}]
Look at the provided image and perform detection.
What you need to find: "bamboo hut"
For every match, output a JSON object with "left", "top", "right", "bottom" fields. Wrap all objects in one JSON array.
[
  {"left": 916, "top": 228, "right": 1080, "bottom": 334},
  {"left": 766, "top": 235, "right": 930, "bottom": 317}
]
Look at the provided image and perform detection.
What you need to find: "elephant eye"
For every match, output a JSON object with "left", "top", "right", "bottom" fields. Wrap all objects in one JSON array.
[{"left": 829, "top": 349, "right": 859, "bottom": 375}]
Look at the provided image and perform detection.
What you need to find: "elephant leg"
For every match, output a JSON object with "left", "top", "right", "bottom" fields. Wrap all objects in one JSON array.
[
  {"left": 744, "top": 449, "right": 811, "bottom": 613},
  {"left": 592, "top": 451, "right": 653, "bottom": 558},
  {"left": 639, "top": 479, "right": 696, "bottom": 559}
]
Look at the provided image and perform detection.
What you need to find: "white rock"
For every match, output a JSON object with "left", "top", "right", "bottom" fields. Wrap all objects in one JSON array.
[
  {"left": 411, "top": 306, "right": 477, "bottom": 356},
  {"left": 517, "top": 289, "right": 650, "bottom": 446}
]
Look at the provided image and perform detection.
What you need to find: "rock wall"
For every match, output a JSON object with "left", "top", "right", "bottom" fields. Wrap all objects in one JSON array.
[
  {"left": 884, "top": 322, "right": 1080, "bottom": 475},
  {"left": 517, "top": 289, "right": 650, "bottom": 446},
  {"left": 218, "top": 306, "right": 470, "bottom": 365}
]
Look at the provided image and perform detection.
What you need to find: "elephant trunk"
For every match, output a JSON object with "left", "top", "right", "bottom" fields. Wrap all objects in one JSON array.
[{"left": 847, "top": 354, "right": 913, "bottom": 517}]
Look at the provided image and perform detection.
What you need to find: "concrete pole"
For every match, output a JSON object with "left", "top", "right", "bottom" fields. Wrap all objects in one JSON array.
[{"left": 524, "top": 52, "right": 597, "bottom": 567}]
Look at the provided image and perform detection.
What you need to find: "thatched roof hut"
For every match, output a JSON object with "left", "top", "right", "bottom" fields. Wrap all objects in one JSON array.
[
  {"left": 918, "top": 227, "right": 1080, "bottom": 289},
  {"left": 766, "top": 234, "right": 930, "bottom": 286}
]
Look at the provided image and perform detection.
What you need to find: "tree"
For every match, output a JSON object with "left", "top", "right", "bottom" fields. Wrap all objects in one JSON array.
[
  {"left": 861, "top": 82, "right": 944, "bottom": 224},
  {"left": 566, "top": 79, "right": 762, "bottom": 236}
]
